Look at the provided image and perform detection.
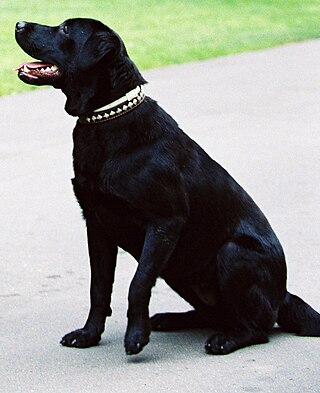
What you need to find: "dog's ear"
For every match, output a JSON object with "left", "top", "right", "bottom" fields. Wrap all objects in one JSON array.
[{"left": 78, "top": 31, "right": 121, "bottom": 71}]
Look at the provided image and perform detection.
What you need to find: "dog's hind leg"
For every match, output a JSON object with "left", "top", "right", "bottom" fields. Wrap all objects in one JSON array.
[
  {"left": 205, "top": 324, "right": 270, "bottom": 355},
  {"left": 151, "top": 310, "right": 213, "bottom": 331},
  {"left": 151, "top": 277, "right": 217, "bottom": 331},
  {"left": 204, "top": 239, "right": 281, "bottom": 355}
]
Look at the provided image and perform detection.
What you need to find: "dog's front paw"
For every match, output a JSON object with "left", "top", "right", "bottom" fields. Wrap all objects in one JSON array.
[
  {"left": 124, "top": 321, "right": 150, "bottom": 355},
  {"left": 60, "top": 328, "right": 101, "bottom": 348}
]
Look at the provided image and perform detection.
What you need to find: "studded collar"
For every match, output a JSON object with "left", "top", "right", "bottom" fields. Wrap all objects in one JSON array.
[{"left": 79, "top": 85, "right": 145, "bottom": 124}]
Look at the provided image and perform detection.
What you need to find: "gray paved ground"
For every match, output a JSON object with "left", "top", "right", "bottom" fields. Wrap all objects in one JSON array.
[{"left": 1, "top": 41, "right": 320, "bottom": 392}]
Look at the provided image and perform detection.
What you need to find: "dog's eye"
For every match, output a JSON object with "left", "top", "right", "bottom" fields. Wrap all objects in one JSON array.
[{"left": 61, "top": 24, "right": 69, "bottom": 34}]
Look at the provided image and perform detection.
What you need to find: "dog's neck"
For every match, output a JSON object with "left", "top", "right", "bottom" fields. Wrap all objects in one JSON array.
[{"left": 78, "top": 85, "right": 145, "bottom": 124}]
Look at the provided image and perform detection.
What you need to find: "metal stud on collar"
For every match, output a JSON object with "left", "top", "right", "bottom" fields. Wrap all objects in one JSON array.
[{"left": 79, "top": 85, "right": 145, "bottom": 124}]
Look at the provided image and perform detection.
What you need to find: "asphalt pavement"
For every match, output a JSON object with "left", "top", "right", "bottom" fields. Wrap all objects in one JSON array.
[{"left": 1, "top": 40, "right": 320, "bottom": 392}]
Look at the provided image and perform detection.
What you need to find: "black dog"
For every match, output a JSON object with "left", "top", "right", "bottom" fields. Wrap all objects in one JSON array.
[{"left": 15, "top": 18, "right": 320, "bottom": 355}]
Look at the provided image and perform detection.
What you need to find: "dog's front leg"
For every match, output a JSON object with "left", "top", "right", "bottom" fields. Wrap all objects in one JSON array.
[
  {"left": 124, "top": 217, "right": 184, "bottom": 355},
  {"left": 61, "top": 215, "right": 117, "bottom": 348}
]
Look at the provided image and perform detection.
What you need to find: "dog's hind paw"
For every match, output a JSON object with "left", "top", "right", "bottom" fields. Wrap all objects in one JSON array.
[
  {"left": 151, "top": 310, "right": 211, "bottom": 331},
  {"left": 205, "top": 333, "right": 238, "bottom": 355},
  {"left": 60, "top": 328, "right": 101, "bottom": 348},
  {"left": 150, "top": 312, "right": 186, "bottom": 331},
  {"left": 205, "top": 330, "right": 269, "bottom": 355}
]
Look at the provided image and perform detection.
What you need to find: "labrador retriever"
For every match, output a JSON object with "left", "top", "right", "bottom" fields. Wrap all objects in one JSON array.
[{"left": 15, "top": 18, "right": 320, "bottom": 355}]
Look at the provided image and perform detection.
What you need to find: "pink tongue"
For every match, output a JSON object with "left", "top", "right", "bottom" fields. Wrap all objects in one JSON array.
[{"left": 15, "top": 61, "right": 53, "bottom": 70}]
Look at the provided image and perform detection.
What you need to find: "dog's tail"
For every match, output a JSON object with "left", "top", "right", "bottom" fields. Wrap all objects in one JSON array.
[{"left": 277, "top": 291, "right": 320, "bottom": 336}]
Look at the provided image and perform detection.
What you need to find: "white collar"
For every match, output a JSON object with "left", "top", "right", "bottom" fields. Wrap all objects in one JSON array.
[{"left": 79, "top": 85, "right": 145, "bottom": 124}]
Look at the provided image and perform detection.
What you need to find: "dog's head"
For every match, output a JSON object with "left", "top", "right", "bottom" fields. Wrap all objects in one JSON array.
[{"left": 15, "top": 18, "right": 146, "bottom": 116}]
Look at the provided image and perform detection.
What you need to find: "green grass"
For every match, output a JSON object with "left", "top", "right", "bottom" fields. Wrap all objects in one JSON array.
[{"left": 1, "top": 0, "right": 320, "bottom": 96}]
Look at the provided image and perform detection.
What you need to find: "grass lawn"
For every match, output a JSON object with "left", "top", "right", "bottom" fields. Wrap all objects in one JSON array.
[{"left": 1, "top": 0, "right": 320, "bottom": 96}]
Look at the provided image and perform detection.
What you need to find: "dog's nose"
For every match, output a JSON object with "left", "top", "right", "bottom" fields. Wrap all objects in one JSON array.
[{"left": 16, "top": 21, "right": 27, "bottom": 32}]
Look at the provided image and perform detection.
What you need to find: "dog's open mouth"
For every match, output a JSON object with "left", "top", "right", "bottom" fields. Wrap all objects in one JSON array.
[{"left": 14, "top": 61, "right": 62, "bottom": 84}]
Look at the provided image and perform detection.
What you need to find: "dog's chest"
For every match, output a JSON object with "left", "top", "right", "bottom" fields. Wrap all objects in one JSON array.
[{"left": 72, "top": 138, "right": 146, "bottom": 255}]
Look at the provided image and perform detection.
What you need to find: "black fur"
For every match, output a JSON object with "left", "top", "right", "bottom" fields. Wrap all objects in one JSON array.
[{"left": 15, "top": 18, "right": 320, "bottom": 355}]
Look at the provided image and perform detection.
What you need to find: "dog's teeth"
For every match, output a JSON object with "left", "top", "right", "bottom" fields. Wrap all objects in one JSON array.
[
  {"left": 51, "top": 65, "right": 58, "bottom": 71},
  {"left": 46, "top": 67, "right": 51, "bottom": 72},
  {"left": 23, "top": 65, "right": 29, "bottom": 72}
]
